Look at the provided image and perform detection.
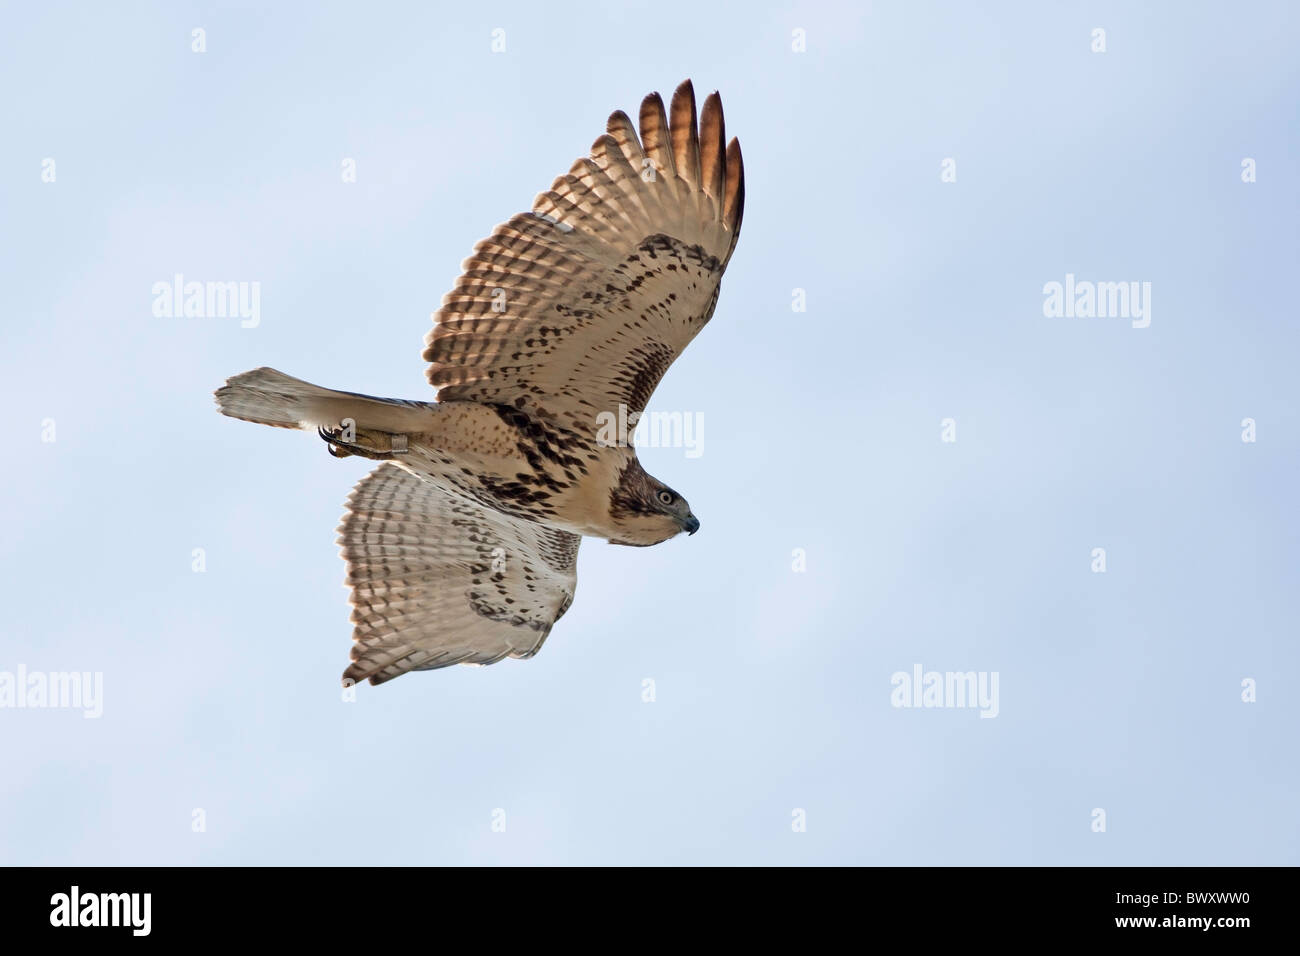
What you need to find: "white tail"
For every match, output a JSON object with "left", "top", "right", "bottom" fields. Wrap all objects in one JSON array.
[{"left": 214, "top": 367, "right": 434, "bottom": 433}]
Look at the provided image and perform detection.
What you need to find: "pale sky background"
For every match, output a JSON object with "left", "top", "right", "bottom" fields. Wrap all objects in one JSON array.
[{"left": 2, "top": 1, "right": 1297, "bottom": 865}]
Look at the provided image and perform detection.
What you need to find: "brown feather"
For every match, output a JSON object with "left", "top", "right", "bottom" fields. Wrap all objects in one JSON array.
[
  {"left": 669, "top": 79, "right": 701, "bottom": 188},
  {"left": 638, "top": 91, "right": 676, "bottom": 182},
  {"left": 698, "top": 91, "right": 725, "bottom": 210},
  {"left": 724, "top": 137, "right": 745, "bottom": 255}
]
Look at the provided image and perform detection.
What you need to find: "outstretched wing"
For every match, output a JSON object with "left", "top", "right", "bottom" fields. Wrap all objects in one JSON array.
[
  {"left": 338, "top": 464, "right": 579, "bottom": 686},
  {"left": 423, "top": 79, "right": 744, "bottom": 434}
]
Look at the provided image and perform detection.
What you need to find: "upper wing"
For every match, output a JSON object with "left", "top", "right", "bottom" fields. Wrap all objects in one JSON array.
[
  {"left": 423, "top": 79, "right": 744, "bottom": 430},
  {"left": 338, "top": 463, "right": 579, "bottom": 686}
]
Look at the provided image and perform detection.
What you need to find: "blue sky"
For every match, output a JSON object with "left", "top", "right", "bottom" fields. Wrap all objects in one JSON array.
[{"left": 1, "top": 0, "right": 1296, "bottom": 864}]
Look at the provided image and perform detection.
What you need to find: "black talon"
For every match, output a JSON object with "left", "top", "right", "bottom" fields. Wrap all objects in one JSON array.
[
  {"left": 317, "top": 424, "right": 397, "bottom": 461},
  {"left": 318, "top": 426, "right": 353, "bottom": 458}
]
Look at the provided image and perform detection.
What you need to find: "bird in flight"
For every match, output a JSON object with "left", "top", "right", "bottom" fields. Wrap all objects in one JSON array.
[{"left": 215, "top": 80, "right": 745, "bottom": 686}]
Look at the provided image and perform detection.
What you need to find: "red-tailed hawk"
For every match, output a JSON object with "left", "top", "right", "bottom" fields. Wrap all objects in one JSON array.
[{"left": 215, "top": 80, "right": 745, "bottom": 685}]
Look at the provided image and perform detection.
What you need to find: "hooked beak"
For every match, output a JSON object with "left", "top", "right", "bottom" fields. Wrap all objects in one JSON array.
[{"left": 681, "top": 514, "right": 700, "bottom": 536}]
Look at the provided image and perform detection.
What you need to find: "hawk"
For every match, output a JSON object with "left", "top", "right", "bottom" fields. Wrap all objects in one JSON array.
[{"left": 215, "top": 80, "right": 745, "bottom": 686}]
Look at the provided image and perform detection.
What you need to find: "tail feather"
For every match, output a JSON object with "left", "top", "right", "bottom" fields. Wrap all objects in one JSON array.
[{"left": 214, "top": 367, "right": 433, "bottom": 433}]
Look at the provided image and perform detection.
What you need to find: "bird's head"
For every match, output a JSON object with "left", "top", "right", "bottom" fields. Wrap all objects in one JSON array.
[{"left": 606, "top": 460, "right": 699, "bottom": 547}]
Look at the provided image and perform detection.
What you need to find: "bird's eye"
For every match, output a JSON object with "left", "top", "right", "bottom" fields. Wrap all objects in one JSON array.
[{"left": 656, "top": 490, "right": 674, "bottom": 506}]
